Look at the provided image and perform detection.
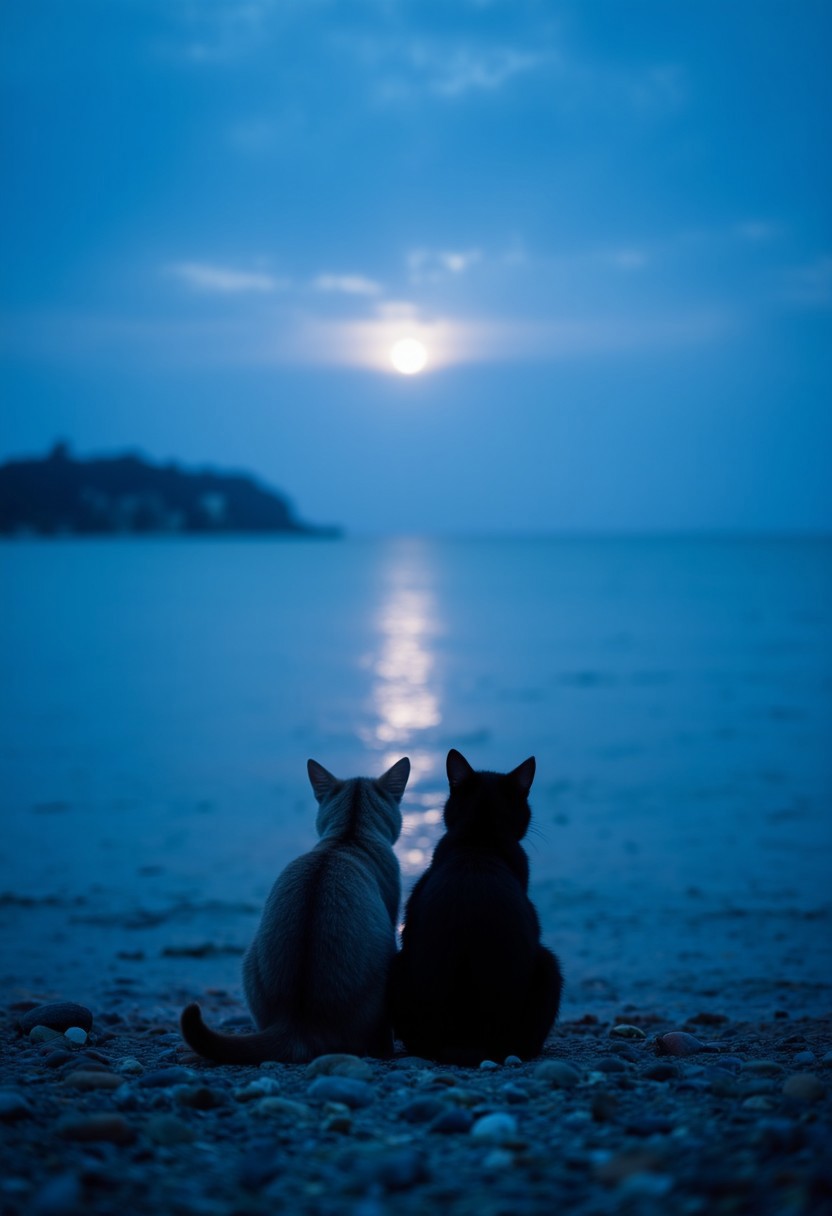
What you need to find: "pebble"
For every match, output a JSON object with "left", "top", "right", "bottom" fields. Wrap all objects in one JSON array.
[
  {"left": 251, "top": 1097, "right": 312, "bottom": 1121},
  {"left": 63, "top": 1069, "right": 124, "bottom": 1090},
  {"left": 63, "top": 1026, "right": 88, "bottom": 1045},
  {"left": 145, "top": 1114, "right": 196, "bottom": 1145},
  {"left": 137, "top": 1067, "right": 193, "bottom": 1088},
  {"left": 430, "top": 1107, "right": 474, "bottom": 1134},
  {"left": 401, "top": 1096, "right": 446, "bottom": 1123},
  {"left": 58, "top": 1113, "right": 136, "bottom": 1145},
  {"left": 479, "top": 1059, "right": 499, "bottom": 1071},
  {"left": 30, "top": 1171, "right": 82, "bottom": 1216},
  {"left": 534, "top": 1060, "right": 581, "bottom": 1088},
  {"left": 500, "top": 1084, "right": 530, "bottom": 1104},
  {"left": 482, "top": 1149, "right": 515, "bottom": 1170},
  {"left": 504, "top": 1055, "right": 522, "bottom": 1067},
  {"left": 307, "top": 1076, "right": 375, "bottom": 1108},
  {"left": 610, "top": 1024, "right": 647, "bottom": 1040},
  {"left": 742, "top": 1060, "right": 782, "bottom": 1076},
  {"left": 596, "top": 1055, "right": 628, "bottom": 1073},
  {"left": 792, "top": 1050, "right": 816, "bottom": 1066},
  {"left": 642, "top": 1061, "right": 680, "bottom": 1083},
  {"left": 29, "top": 1025, "right": 63, "bottom": 1043},
  {"left": 234, "top": 1076, "right": 282, "bottom": 1102},
  {"left": 306, "top": 1053, "right": 374, "bottom": 1081},
  {"left": 656, "top": 1031, "right": 705, "bottom": 1057},
  {"left": 174, "top": 1084, "right": 228, "bottom": 1110},
  {"left": 18, "top": 1002, "right": 94, "bottom": 1035},
  {"left": 782, "top": 1073, "right": 825, "bottom": 1103},
  {"left": 0, "top": 1088, "right": 33, "bottom": 1121},
  {"left": 470, "top": 1112, "right": 519, "bottom": 1142},
  {"left": 354, "top": 1149, "right": 429, "bottom": 1192},
  {"left": 115, "top": 1056, "right": 144, "bottom": 1075}
]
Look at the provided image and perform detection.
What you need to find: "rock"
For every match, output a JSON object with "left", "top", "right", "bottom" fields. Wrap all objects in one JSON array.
[
  {"left": 306, "top": 1053, "right": 374, "bottom": 1081},
  {"left": 400, "top": 1097, "right": 446, "bottom": 1124},
  {"left": 430, "top": 1107, "right": 473, "bottom": 1134},
  {"left": 237, "top": 1142, "right": 283, "bottom": 1190},
  {"left": 323, "top": 1109, "right": 352, "bottom": 1133},
  {"left": 251, "top": 1097, "right": 312, "bottom": 1121},
  {"left": 115, "top": 1057, "right": 144, "bottom": 1075},
  {"left": 145, "top": 1114, "right": 196, "bottom": 1145},
  {"left": 643, "top": 1061, "right": 680, "bottom": 1083},
  {"left": 478, "top": 1060, "right": 499, "bottom": 1071},
  {"left": 63, "top": 1070, "right": 124, "bottom": 1090},
  {"left": 792, "top": 1050, "right": 816, "bottom": 1067},
  {"left": 234, "top": 1076, "right": 282, "bottom": 1102},
  {"left": 43, "top": 1049, "right": 74, "bottom": 1069},
  {"left": 63, "top": 1027, "right": 88, "bottom": 1046},
  {"left": 610, "top": 1024, "right": 646, "bottom": 1040},
  {"left": 534, "top": 1060, "right": 581, "bottom": 1088},
  {"left": 743, "top": 1095, "right": 775, "bottom": 1111},
  {"left": 626, "top": 1115, "right": 674, "bottom": 1137},
  {"left": 501, "top": 1084, "right": 530, "bottom": 1104},
  {"left": 0, "top": 1089, "right": 33, "bottom": 1121},
  {"left": 58, "top": 1114, "right": 136, "bottom": 1145},
  {"left": 470, "top": 1112, "right": 519, "bottom": 1142},
  {"left": 482, "top": 1149, "right": 515, "bottom": 1170},
  {"left": 30, "top": 1171, "right": 82, "bottom": 1216},
  {"left": 137, "top": 1067, "right": 193, "bottom": 1088},
  {"left": 29, "top": 1025, "right": 63, "bottom": 1043},
  {"left": 591, "top": 1091, "right": 620, "bottom": 1123},
  {"left": 354, "top": 1149, "right": 429, "bottom": 1192},
  {"left": 307, "top": 1076, "right": 375, "bottom": 1108},
  {"left": 742, "top": 1060, "right": 782, "bottom": 1077},
  {"left": 175, "top": 1085, "right": 227, "bottom": 1110},
  {"left": 594, "top": 1148, "right": 665, "bottom": 1185},
  {"left": 656, "top": 1031, "right": 705, "bottom": 1057},
  {"left": 782, "top": 1073, "right": 825, "bottom": 1103},
  {"left": 18, "top": 1002, "right": 94, "bottom": 1035},
  {"left": 596, "top": 1055, "right": 628, "bottom": 1073},
  {"left": 504, "top": 1055, "right": 522, "bottom": 1066}
]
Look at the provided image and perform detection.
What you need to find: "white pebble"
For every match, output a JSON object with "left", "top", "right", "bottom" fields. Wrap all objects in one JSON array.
[
  {"left": 116, "top": 1057, "right": 144, "bottom": 1075},
  {"left": 471, "top": 1112, "right": 519, "bottom": 1142},
  {"left": 64, "top": 1027, "right": 88, "bottom": 1045},
  {"left": 478, "top": 1059, "right": 499, "bottom": 1071},
  {"left": 504, "top": 1055, "right": 522, "bottom": 1067}
]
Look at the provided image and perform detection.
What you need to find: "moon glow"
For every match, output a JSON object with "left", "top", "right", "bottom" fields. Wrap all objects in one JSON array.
[{"left": 390, "top": 337, "right": 427, "bottom": 375}]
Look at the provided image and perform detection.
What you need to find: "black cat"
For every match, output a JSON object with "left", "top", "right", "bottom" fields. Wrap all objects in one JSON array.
[{"left": 391, "top": 748, "right": 562, "bottom": 1065}]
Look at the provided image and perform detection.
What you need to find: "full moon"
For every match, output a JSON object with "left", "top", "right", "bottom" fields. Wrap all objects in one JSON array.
[{"left": 390, "top": 337, "right": 427, "bottom": 375}]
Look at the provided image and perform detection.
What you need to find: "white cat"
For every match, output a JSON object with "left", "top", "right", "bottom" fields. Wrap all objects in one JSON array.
[{"left": 180, "top": 756, "right": 409, "bottom": 1063}]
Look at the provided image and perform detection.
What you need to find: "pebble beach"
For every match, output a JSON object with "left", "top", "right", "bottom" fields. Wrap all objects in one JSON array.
[{"left": 2, "top": 988, "right": 830, "bottom": 1216}]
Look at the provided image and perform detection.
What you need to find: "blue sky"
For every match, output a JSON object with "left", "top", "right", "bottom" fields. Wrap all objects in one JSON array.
[{"left": 2, "top": 0, "right": 830, "bottom": 534}]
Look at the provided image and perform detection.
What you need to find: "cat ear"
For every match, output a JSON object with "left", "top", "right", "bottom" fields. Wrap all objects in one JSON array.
[
  {"left": 447, "top": 749, "right": 474, "bottom": 788},
  {"left": 378, "top": 756, "right": 410, "bottom": 802},
  {"left": 510, "top": 756, "right": 536, "bottom": 795},
  {"left": 307, "top": 759, "right": 338, "bottom": 803}
]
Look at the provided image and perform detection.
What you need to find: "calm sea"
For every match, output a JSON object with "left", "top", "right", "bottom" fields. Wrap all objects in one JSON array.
[{"left": 2, "top": 536, "right": 830, "bottom": 1012}]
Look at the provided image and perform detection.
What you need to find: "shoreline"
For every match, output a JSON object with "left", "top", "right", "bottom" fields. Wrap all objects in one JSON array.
[{"left": 1, "top": 987, "right": 829, "bottom": 1216}]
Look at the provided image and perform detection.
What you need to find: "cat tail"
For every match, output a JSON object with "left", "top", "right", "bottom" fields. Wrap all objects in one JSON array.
[{"left": 180, "top": 1003, "right": 302, "bottom": 1065}]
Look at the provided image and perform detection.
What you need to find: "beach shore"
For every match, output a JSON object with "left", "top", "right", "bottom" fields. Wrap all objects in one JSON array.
[{"left": 2, "top": 973, "right": 830, "bottom": 1216}]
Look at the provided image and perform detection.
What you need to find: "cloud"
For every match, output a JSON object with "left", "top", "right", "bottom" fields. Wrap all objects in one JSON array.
[
  {"left": 312, "top": 274, "right": 383, "bottom": 297},
  {"left": 167, "top": 262, "right": 285, "bottom": 294},
  {"left": 780, "top": 257, "right": 832, "bottom": 308},
  {"left": 415, "top": 45, "right": 549, "bottom": 97},
  {"left": 408, "top": 247, "right": 482, "bottom": 283}
]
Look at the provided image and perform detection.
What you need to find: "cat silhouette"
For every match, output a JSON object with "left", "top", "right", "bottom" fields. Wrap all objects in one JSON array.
[
  {"left": 391, "top": 748, "right": 561, "bottom": 1064},
  {"left": 181, "top": 756, "right": 409, "bottom": 1063}
]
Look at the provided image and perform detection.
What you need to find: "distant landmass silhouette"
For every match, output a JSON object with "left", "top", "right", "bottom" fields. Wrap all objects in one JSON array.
[{"left": 0, "top": 443, "right": 341, "bottom": 538}]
